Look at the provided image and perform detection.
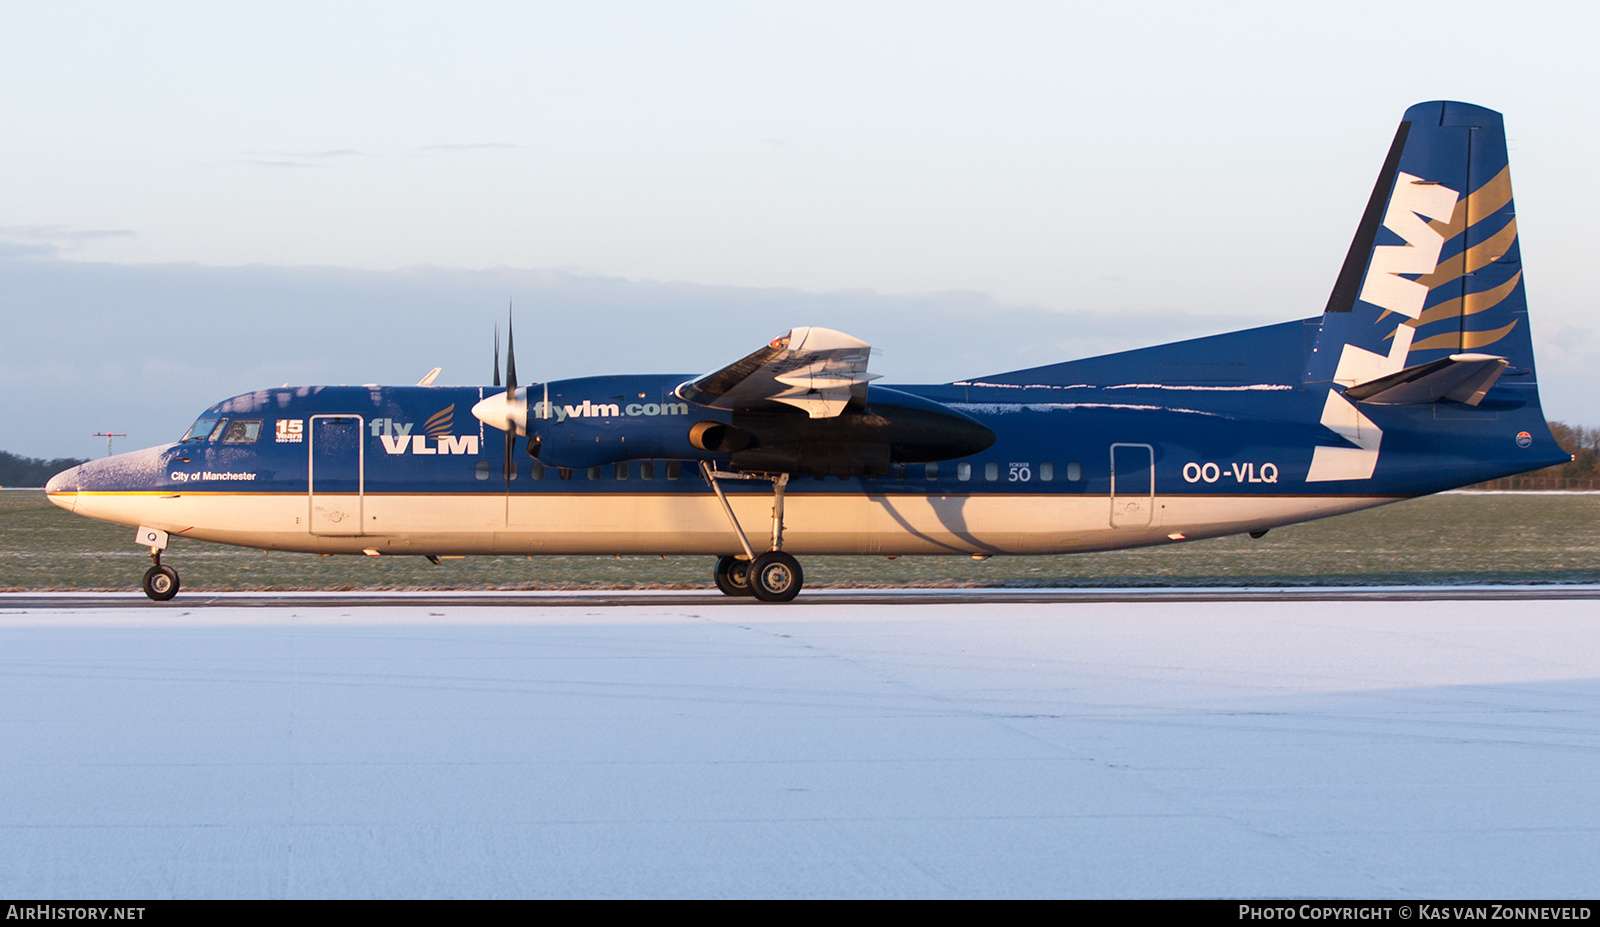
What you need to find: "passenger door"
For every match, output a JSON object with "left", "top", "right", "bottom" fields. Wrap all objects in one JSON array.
[
  {"left": 309, "top": 415, "right": 364, "bottom": 536},
  {"left": 1109, "top": 442, "right": 1154, "bottom": 528}
]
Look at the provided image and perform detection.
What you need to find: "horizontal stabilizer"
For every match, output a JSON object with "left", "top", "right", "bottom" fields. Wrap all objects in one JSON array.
[{"left": 1341, "top": 353, "right": 1508, "bottom": 406}]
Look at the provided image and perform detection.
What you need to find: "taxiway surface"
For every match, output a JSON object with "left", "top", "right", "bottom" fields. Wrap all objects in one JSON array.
[
  {"left": 11, "top": 584, "right": 1600, "bottom": 609},
  {"left": 2, "top": 590, "right": 1596, "bottom": 898}
]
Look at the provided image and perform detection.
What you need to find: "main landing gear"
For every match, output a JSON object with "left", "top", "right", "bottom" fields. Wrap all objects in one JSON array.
[
  {"left": 714, "top": 555, "right": 752, "bottom": 596},
  {"left": 747, "top": 550, "right": 802, "bottom": 602},
  {"left": 703, "top": 464, "right": 804, "bottom": 602}
]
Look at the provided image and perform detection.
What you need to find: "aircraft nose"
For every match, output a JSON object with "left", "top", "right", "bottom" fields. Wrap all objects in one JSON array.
[
  {"left": 44, "top": 464, "right": 80, "bottom": 510},
  {"left": 44, "top": 465, "right": 79, "bottom": 493}
]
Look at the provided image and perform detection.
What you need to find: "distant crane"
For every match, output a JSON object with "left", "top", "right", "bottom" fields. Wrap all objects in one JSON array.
[{"left": 92, "top": 432, "right": 126, "bottom": 458}]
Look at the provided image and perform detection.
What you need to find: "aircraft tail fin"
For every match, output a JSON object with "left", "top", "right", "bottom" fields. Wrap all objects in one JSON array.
[{"left": 1305, "top": 101, "right": 1534, "bottom": 388}]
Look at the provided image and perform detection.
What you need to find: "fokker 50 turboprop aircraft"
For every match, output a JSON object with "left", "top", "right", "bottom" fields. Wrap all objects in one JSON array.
[{"left": 46, "top": 101, "right": 1568, "bottom": 602}]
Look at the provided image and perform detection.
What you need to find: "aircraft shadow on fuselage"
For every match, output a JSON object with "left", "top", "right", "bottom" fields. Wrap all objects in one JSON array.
[{"left": 863, "top": 492, "right": 1004, "bottom": 555}]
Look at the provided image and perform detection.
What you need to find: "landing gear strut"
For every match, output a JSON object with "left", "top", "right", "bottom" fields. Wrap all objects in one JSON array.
[
  {"left": 703, "top": 463, "right": 803, "bottom": 602},
  {"left": 142, "top": 550, "right": 180, "bottom": 601}
]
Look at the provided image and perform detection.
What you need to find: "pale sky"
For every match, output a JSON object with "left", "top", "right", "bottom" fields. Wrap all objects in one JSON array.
[{"left": 3, "top": 1, "right": 1598, "bottom": 457}]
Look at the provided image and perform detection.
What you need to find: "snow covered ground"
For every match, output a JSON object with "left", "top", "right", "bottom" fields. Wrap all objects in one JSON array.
[{"left": 1, "top": 595, "right": 1596, "bottom": 898}]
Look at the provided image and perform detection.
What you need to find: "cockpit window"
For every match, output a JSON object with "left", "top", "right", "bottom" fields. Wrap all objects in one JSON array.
[
  {"left": 182, "top": 418, "right": 221, "bottom": 442},
  {"left": 222, "top": 420, "right": 263, "bottom": 444}
]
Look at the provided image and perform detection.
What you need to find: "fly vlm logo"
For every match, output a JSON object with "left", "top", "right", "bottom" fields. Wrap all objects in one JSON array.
[{"left": 372, "top": 405, "right": 480, "bottom": 455}]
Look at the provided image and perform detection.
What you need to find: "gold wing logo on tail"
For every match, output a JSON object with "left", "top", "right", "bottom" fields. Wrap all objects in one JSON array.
[
  {"left": 1385, "top": 271, "right": 1523, "bottom": 352},
  {"left": 1376, "top": 167, "right": 1521, "bottom": 352}
]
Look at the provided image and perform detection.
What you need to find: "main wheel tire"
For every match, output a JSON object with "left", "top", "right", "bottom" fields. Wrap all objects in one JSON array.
[
  {"left": 714, "top": 555, "right": 754, "bottom": 597},
  {"left": 748, "top": 551, "right": 803, "bottom": 603},
  {"left": 142, "top": 565, "right": 180, "bottom": 601}
]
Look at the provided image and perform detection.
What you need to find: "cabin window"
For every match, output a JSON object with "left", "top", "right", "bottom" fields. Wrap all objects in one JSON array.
[
  {"left": 892, "top": 464, "right": 906, "bottom": 480},
  {"left": 181, "top": 418, "right": 221, "bottom": 442},
  {"left": 666, "top": 461, "right": 680, "bottom": 480},
  {"left": 588, "top": 466, "right": 602, "bottom": 481},
  {"left": 1066, "top": 462, "right": 1082, "bottom": 482},
  {"left": 924, "top": 462, "right": 939, "bottom": 480},
  {"left": 529, "top": 461, "right": 545, "bottom": 481},
  {"left": 985, "top": 462, "right": 999, "bottom": 481},
  {"left": 475, "top": 461, "right": 490, "bottom": 481},
  {"left": 957, "top": 462, "right": 971, "bottom": 481},
  {"left": 503, "top": 461, "right": 517, "bottom": 481},
  {"left": 640, "top": 461, "right": 655, "bottom": 480},
  {"left": 615, "top": 462, "right": 628, "bottom": 480},
  {"left": 1039, "top": 462, "right": 1054, "bottom": 482},
  {"left": 558, "top": 467, "right": 573, "bottom": 481},
  {"left": 221, "top": 420, "right": 262, "bottom": 444}
]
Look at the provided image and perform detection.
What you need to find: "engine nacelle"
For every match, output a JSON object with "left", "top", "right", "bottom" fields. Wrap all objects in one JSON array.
[
  {"left": 522, "top": 374, "right": 720, "bottom": 469},
  {"left": 726, "top": 387, "right": 995, "bottom": 477},
  {"left": 491, "top": 376, "right": 995, "bottom": 476}
]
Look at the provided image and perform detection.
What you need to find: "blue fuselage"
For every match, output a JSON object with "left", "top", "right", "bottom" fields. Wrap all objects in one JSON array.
[{"left": 46, "top": 318, "right": 1565, "bottom": 559}]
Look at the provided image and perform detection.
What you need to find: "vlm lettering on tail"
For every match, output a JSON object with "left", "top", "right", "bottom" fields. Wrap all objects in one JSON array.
[{"left": 45, "top": 101, "right": 1569, "bottom": 602}]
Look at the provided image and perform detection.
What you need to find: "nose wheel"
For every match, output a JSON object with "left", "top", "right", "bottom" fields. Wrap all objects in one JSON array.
[
  {"left": 138, "top": 532, "right": 180, "bottom": 601},
  {"left": 142, "top": 561, "right": 180, "bottom": 601}
]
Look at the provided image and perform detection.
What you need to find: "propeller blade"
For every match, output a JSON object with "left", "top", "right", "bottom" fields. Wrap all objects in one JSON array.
[
  {"left": 505, "top": 304, "right": 518, "bottom": 394},
  {"left": 493, "top": 324, "right": 501, "bottom": 387},
  {"left": 504, "top": 302, "right": 517, "bottom": 486}
]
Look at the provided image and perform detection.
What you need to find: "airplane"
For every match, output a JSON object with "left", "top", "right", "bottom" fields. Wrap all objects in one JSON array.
[{"left": 44, "top": 101, "right": 1569, "bottom": 602}]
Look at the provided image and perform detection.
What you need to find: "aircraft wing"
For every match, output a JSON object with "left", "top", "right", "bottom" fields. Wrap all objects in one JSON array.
[{"left": 675, "top": 327, "right": 880, "bottom": 419}]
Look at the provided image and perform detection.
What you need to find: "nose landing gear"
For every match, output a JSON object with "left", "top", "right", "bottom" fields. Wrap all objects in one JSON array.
[
  {"left": 136, "top": 525, "right": 180, "bottom": 601},
  {"left": 142, "top": 561, "right": 180, "bottom": 601}
]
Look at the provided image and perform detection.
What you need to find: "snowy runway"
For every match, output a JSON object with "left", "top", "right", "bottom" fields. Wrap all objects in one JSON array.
[{"left": 2, "top": 596, "right": 1597, "bottom": 898}]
